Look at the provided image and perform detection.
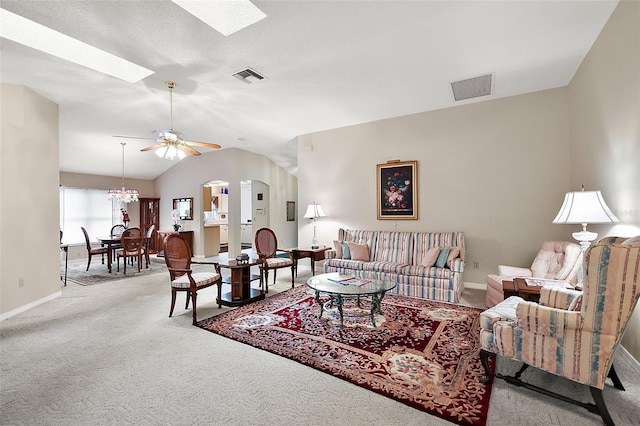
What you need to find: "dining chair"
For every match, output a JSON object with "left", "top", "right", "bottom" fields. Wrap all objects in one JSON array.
[
  {"left": 81, "top": 226, "right": 109, "bottom": 271},
  {"left": 164, "top": 234, "right": 222, "bottom": 325},
  {"left": 116, "top": 227, "right": 145, "bottom": 274},
  {"left": 109, "top": 224, "right": 126, "bottom": 260},
  {"left": 144, "top": 224, "right": 156, "bottom": 268},
  {"left": 254, "top": 227, "right": 294, "bottom": 293}
]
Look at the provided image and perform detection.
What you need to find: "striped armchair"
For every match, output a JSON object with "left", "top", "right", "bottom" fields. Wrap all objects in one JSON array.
[{"left": 479, "top": 236, "right": 640, "bottom": 425}]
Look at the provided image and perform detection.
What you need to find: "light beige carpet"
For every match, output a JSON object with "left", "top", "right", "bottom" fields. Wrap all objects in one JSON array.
[{"left": 2, "top": 262, "right": 639, "bottom": 425}]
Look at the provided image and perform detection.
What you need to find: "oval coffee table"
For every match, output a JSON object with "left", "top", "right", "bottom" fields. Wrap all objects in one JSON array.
[{"left": 306, "top": 272, "right": 397, "bottom": 328}]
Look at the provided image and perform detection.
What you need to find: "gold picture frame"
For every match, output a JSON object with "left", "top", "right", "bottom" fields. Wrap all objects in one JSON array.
[{"left": 376, "top": 160, "right": 418, "bottom": 220}]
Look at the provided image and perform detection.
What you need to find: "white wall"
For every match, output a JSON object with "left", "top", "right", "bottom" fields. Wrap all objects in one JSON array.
[
  {"left": 1, "top": 84, "right": 61, "bottom": 316},
  {"left": 298, "top": 87, "right": 572, "bottom": 284},
  {"left": 154, "top": 148, "right": 297, "bottom": 257}
]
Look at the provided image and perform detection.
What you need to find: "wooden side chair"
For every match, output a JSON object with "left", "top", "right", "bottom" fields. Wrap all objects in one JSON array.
[
  {"left": 254, "top": 227, "right": 294, "bottom": 293},
  {"left": 109, "top": 223, "right": 126, "bottom": 259},
  {"left": 116, "top": 227, "right": 145, "bottom": 274},
  {"left": 164, "top": 234, "right": 222, "bottom": 325},
  {"left": 81, "top": 226, "right": 108, "bottom": 271}
]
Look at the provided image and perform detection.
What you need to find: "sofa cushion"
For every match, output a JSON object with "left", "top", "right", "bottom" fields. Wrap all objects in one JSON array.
[
  {"left": 435, "top": 247, "right": 450, "bottom": 268},
  {"left": 361, "top": 261, "right": 408, "bottom": 274},
  {"left": 324, "top": 258, "right": 367, "bottom": 271},
  {"left": 348, "top": 242, "right": 370, "bottom": 261},
  {"left": 341, "top": 241, "right": 351, "bottom": 259},
  {"left": 374, "top": 231, "right": 412, "bottom": 264},
  {"left": 446, "top": 247, "right": 461, "bottom": 268},
  {"left": 420, "top": 247, "right": 440, "bottom": 267},
  {"left": 334, "top": 240, "right": 343, "bottom": 258}
]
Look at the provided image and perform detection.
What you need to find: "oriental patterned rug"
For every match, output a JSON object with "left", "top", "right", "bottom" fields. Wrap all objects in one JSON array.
[{"left": 197, "top": 285, "right": 495, "bottom": 425}]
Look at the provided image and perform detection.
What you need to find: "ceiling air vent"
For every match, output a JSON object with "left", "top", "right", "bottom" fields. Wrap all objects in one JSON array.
[
  {"left": 233, "top": 67, "right": 266, "bottom": 84},
  {"left": 450, "top": 73, "right": 493, "bottom": 101}
]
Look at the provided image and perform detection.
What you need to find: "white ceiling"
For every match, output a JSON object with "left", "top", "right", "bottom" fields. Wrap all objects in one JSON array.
[{"left": 1, "top": 0, "right": 618, "bottom": 180}]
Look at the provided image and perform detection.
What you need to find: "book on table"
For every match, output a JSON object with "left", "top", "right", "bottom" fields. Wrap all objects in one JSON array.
[
  {"left": 523, "top": 278, "right": 574, "bottom": 289},
  {"left": 328, "top": 275, "right": 371, "bottom": 287}
]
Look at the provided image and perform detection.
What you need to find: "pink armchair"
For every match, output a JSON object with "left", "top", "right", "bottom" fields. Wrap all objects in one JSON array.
[
  {"left": 485, "top": 240, "right": 582, "bottom": 307},
  {"left": 479, "top": 236, "right": 640, "bottom": 425}
]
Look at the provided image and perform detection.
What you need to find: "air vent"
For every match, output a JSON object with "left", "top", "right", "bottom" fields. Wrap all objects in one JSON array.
[
  {"left": 232, "top": 67, "right": 266, "bottom": 84},
  {"left": 450, "top": 74, "right": 493, "bottom": 101}
]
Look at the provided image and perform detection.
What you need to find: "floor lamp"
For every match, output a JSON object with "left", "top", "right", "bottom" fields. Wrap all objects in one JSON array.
[
  {"left": 553, "top": 186, "right": 619, "bottom": 287},
  {"left": 303, "top": 203, "right": 326, "bottom": 249}
]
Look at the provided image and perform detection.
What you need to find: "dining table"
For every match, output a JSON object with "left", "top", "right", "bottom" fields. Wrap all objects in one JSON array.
[{"left": 97, "top": 235, "right": 122, "bottom": 273}]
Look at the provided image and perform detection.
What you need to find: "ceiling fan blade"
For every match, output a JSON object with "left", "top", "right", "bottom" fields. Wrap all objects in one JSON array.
[
  {"left": 113, "top": 135, "right": 155, "bottom": 141},
  {"left": 140, "top": 143, "right": 165, "bottom": 152},
  {"left": 176, "top": 144, "right": 201, "bottom": 156},
  {"left": 184, "top": 140, "right": 222, "bottom": 149}
]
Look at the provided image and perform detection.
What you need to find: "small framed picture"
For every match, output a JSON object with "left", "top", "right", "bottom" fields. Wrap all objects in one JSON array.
[
  {"left": 286, "top": 201, "right": 296, "bottom": 221},
  {"left": 376, "top": 160, "right": 418, "bottom": 220}
]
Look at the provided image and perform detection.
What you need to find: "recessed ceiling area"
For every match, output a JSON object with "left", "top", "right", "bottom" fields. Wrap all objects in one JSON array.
[{"left": 0, "top": 1, "right": 619, "bottom": 180}]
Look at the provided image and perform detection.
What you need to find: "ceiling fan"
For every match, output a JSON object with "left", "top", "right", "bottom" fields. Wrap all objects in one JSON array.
[{"left": 114, "top": 81, "right": 221, "bottom": 159}]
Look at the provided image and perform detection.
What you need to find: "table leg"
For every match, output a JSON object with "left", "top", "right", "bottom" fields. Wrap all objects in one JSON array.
[
  {"left": 337, "top": 294, "right": 344, "bottom": 329},
  {"left": 314, "top": 290, "right": 324, "bottom": 319},
  {"left": 64, "top": 246, "right": 68, "bottom": 286},
  {"left": 107, "top": 242, "right": 113, "bottom": 273},
  {"left": 310, "top": 257, "right": 315, "bottom": 276}
]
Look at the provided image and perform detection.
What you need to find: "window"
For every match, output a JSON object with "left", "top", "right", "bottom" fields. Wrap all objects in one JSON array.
[{"left": 59, "top": 187, "right": 119, "bottom": 244}]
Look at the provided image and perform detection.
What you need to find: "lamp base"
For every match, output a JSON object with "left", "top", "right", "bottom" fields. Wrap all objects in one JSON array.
[
  {"left": 572, "top": 230, "right": 598, "bottom": 252},
  {"left": 311, "top": 245, "right": 319, "bottom": 249}
]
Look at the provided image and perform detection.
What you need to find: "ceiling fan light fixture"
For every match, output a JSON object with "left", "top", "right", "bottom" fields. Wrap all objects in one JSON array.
[{"left": 155, "top": 145, "right": 186, "bottom": 160}]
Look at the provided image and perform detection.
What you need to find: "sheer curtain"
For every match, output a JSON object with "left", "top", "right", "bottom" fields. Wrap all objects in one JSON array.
[{"left": 59, "top": 187, "right": 119, "bottom": 244}]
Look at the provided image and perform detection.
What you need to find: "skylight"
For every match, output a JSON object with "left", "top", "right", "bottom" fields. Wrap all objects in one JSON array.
[
  {"left": 0, "top": 9, "right": 154, "bottom": 83},
  {"left": 172, "top": 0, "right": 266, "bottom": 36}
]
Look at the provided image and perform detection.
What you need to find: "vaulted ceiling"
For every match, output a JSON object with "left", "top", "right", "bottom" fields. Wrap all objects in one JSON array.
[{"left": 0, "top": 1, "right": 618, "bottom": 180}]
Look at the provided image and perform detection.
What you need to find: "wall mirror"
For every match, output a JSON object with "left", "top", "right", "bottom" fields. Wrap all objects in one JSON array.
[{"left": 173, "top": 198, "right": 193, "bottom": 220}]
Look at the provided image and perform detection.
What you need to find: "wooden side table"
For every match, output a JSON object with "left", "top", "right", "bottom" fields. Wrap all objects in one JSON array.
[
  {"left": 218, "top": 259, "right": 264, "bottom": 307},
  {"left": 503, "top": 277, "right": 574, "bottom": 303},
  {"left": 292, "top": 247, "right": 331, "bottom": 276}
]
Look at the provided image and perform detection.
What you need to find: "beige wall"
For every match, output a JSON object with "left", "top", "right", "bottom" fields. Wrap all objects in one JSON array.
[
  {"left": 568, "top": 0, "right": 640, "bottom": 359},
  {"left": 298, "top": 87, "right": 573, "bottom": 284},
  {"left": 154, "top": 147, "right": 298, "bottom": 257},
  {"left": 1, "top": 84, "right": 61, "bottom": 317}
]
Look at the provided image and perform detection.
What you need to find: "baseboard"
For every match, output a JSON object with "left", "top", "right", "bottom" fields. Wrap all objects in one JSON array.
[
  {"left": 464, "top": 281, "right": 486, "bottom": 290},
  {"left": 0, "top": 291, "right": 62, "bottom": 321}
]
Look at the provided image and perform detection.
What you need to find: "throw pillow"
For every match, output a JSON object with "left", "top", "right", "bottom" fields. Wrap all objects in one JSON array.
[
  {"left": 420, "top": 247, "right": 440, "bottom": 268},
  {"left": 347, "top": 242, "right": 370, "bottom": 261},
  {"left": 334, "top": 240, "right": 343, "bottom": 258},
  {"left": 435, "top": 247, "right": 451, "bottom": 268},
  {"left": 446, "top": 247, "right": 461, "bottom": 268},
  {"left": 341, "top": 241, "right": 351, "bottom": 259}
]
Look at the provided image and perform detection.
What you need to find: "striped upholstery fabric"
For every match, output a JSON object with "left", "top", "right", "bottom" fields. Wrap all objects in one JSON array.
[
  {"left": 325, "top": 229, "right": 465, "bottom": 303},
  {"left": 480, "top": 236, "right": 640, "bottom": 389},
  {"left": 373, "top": 231, "right": 413, "bottom": 263},
  {"left": 171, "top": 271, "right": 220, "bottom": 289},
  {"left": 265, "top": 258, "right": 293, "bottom": 268}
]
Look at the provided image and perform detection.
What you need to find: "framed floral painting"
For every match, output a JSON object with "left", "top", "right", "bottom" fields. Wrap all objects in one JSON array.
[{"left": 377, "top": 160, "right": 418, "bottom": 220}]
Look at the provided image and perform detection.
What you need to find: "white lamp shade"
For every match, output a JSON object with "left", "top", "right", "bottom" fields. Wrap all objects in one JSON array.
[
  {"left": 552, "top": 190, "right": 619, "bottom": 224},
  {"left": 303, "top": 204, "right": 326, "bottom": 219}
]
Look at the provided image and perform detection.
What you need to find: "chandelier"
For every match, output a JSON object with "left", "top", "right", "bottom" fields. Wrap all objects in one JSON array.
[{"left": 107, "top": 142, "right": 139, "bottom": 203}]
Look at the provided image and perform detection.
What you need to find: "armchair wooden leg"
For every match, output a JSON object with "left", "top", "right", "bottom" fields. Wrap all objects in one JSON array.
[
  {"left": 590, "top": 387, "right": 615, "bottom": 426},
  {"left": 185, "top": 292, "right": 190, "bottom": 309},
  {"left": 86, "top": 254, "right": 92, "bottom": 271},
  {"left": 191, "top": 290, "right": 198, "bottom": 325},
  {"left": 290, "top": 267, "right": 294, "bottom": 288},
  {"left": 264, "top": 270, "right": 270, "bottom": 293},
  {"left": 169, "top": 289, "right": 177, "bottom": 317},
  {"left": 479, "top": 349, "right": 493, "bottom": 383},
  {"left": 608, "top": 365, "right": 625, "bottom": 391}
]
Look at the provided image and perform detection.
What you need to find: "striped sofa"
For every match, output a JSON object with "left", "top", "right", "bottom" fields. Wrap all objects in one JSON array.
[{"left": 323, "top": 228, "right": 465, "bottom": 303}]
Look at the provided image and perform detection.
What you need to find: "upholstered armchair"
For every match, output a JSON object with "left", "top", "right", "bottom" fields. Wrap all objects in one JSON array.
[
  {"left": 479, "top": 236, "right": 640, "bottom": 425},
  {"left": 485, "top": 240, "right": 582, "bottom": 307}
]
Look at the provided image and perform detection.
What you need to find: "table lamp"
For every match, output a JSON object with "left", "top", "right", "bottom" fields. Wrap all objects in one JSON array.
[
  {"left": 303, "top": 202, "right": 326, "bottom": 249},
  {"left": 552, "top": 186, "right": 619, "bottom": 251}
]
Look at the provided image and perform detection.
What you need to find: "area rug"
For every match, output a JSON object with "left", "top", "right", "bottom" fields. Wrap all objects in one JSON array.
[
  {"left": 197, "top": 285, "right": 495, "bottom": 425},
  {"left": 63, "top": 260, "right": 167, "bottom": 285}
]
